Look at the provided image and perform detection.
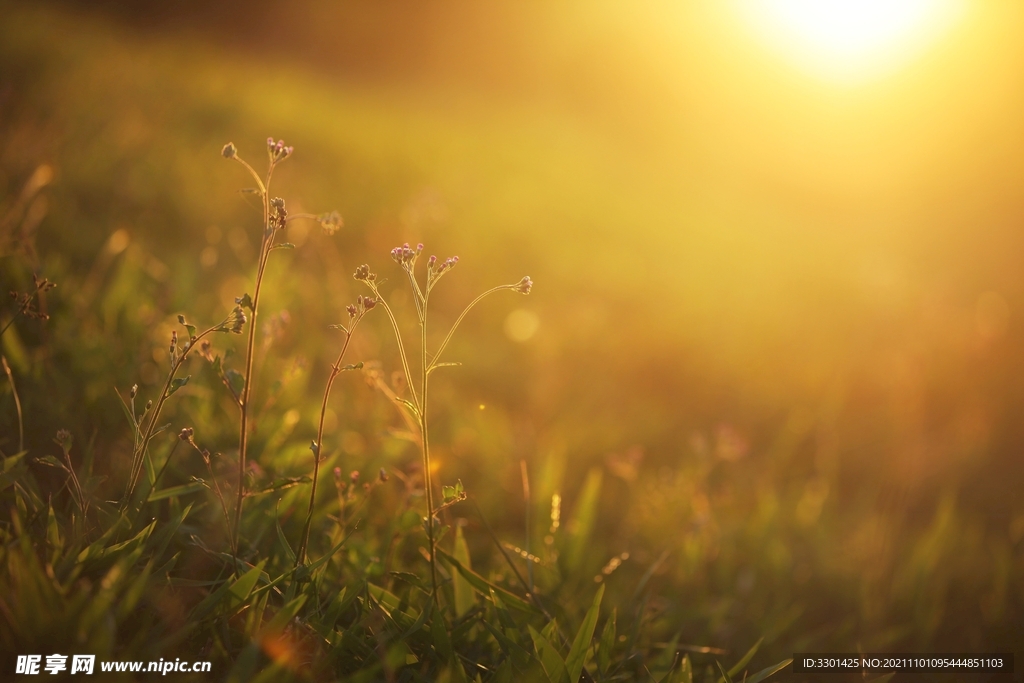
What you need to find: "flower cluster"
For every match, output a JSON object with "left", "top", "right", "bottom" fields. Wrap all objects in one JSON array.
[
  {"left": 353, "top": 264, "right": 377, "bottom": 282},
  {"left": 270, "top": 197, "right": 288, "bottom": 231},
  {"left": 346, "top": 295, "right": 377, "bottom": 319},
  {"left": 390, "top": 242, "right": 423, "bottom": 270},
  {"left": 267, "top": 137, "right": 293, "bottom": 163}
]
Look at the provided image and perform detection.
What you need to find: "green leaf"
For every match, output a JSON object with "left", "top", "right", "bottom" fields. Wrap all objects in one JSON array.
[
  {"left": 452, "top": 525, "right": 475, "bottom": 617},
  {"left": 191, "top": 561, "right": 265, "bottom": 620},
  {"left": 430, "top": 606, "right": 455, "bottom": 663},
  {"left": 566, "top": 467, "right": 602, "bottom": 573},
  {"left": 566, "top": 583, "right": 603, "bottom": 683},
  {"left": 167, "top": 375, "right": 190, "bottom": 396},
  {"left": 275, "top": 501, "right": 296, "bottom": 565},
  {"left": 716, "top": 660, "right": 734, "bottom": 683},
  {"left": 528, "top": 625, "right": 570, "bottom": 683},
  {"left": 147, "top": 481, "right": 206, "bottom": 501},
  {"left": 259, "top": 594, "right": 307, "bottom": 637},
  {"left": 480, "top": 620, "right": 532, "bottom": 670},
  {"left": 721, "top": 637, "right": 762, "bottom": 681},
  {"left": 436, "top": 547, "right": 537, "bottom": 614},
  {"left": 745, "top": 658, "right": 792, "bottom": 683},
  {"left": 226, "top": 561, "right": 266, "bottom": 610},
  {"left": 598, "top": 608, "right": 616, "bottom": 675},
  {"left": 184, "top": 323, "right": 196, "bottom": 338},
  {"left": 35, "top": 455, "right": 67, "bottom": 471},
  {"left": 225, "top": 369, "right": 245, "bottom": 396}
]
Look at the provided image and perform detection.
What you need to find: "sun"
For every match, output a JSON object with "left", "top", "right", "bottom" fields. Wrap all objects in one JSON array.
[{"left": 738, "top": 0, "right": 965, "bottom": 80}]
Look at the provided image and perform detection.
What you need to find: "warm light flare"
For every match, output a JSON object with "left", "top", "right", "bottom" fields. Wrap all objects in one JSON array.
[{"left": 738, "top": 0, "right": 965, "bottom": 80}]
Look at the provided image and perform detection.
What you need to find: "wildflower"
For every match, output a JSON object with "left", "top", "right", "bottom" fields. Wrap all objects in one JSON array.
[
  {"left": 514, "top": 276, "right": 533, "bottom": 294},
  {"left": 350, "top": 470, "right": 360, "bottom": 484},
  {"left": 266, "top": 138, "right": 293, "bottom": 162},
  {"left": 353, "top": 264, "right": 376, "bottom": 282}
]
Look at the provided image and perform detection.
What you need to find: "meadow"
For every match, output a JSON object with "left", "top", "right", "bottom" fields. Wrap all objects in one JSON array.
[{"left": 1, "top": 1, "right": 1021, "bottom": 681}]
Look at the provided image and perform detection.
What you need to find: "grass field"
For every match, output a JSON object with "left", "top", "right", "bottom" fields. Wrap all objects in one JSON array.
[{"left": 1, "top": 1, "right": 1022, "bottom": 681}]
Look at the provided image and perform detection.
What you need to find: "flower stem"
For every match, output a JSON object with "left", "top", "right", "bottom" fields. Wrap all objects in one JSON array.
[{"left": 296, "top": 324, "right": 358, "bottom": 567}]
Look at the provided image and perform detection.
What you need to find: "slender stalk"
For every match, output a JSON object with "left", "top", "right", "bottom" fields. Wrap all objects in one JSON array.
[
  {"left": 1, "top": 356, "right": 23, "bottom": 453},
  {"left": 430, "top": 285, "right": 514, "bottom": 368},
  {"left": 419, "top": 295, "right": 439, "bottom": 604},
  {"left": 123, "top": 327, "right": 217, "bottom": 510},
  {"left": 367, "top": 292, "right": 420, "bottom": 411},
  {"left": 296, "top": 321, "right": 360, "bottom": 567},
  {"left": 231, "top": 156, "right": 276, "bottom": 560}
]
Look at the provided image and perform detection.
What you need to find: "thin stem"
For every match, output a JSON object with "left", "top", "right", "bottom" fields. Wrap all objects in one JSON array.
[
  {"left": 122, "top": 327, "right": 217, "bottom": 509},
  {"left": 419, "top": 293, "right": 439, "bottom": 605},
  {"left": 232, "top": 158, "right": 276, "bottom": 561},
  {"left": 1, "top": 356, "right": 23, "bottom": 453},
  {"left": 431, "top": 285, "right": 514, "bottom": 369},
  {"left": 366, "top": 289, "right": 420, "bottom": 411},
  {"left": 232, "top": 156, "right": 266, "bottom": 196},
  {"left": 296, "top": 321, "right": 359, "bottom": 567}
]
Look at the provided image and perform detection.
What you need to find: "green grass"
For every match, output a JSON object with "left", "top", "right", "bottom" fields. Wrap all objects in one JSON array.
[{"left": 0, "top": 2, "right": 1021, "bottom": 681}]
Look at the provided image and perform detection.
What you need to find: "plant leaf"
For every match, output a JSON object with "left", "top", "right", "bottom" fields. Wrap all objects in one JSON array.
[
  {"left": 745, "top": 658, "right": 793, "bottom": 683},
  {"left": 565, "top": 583, "right": 604, "bottom": 683},
  {"left": 167, "top": 375, "right": 191, "bottom": 396},
  {"left": 528, "top": 625, "right": 570, "bottom": 683},
  {"left": 452, "top": 525, "right": 475, "bottom": 617}
]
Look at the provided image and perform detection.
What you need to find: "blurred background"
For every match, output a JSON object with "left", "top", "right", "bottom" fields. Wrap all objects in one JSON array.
[{"left": 2, "top": 0, "right": 1022, "bottom": 661}]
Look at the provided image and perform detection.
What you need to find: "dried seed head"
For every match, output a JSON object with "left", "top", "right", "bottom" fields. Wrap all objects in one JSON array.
[
  {"left": 145, "top": 399, "right": 153, "bottom": 411},
  {"left": 130, "top": 383, "right": 138, "bottom": 399},
  {"left": 350, "top": 470, "right": 360, "bottom": 484},
  {"left": 178, "top": 427, "right": 194, "bottom": 441},
  {"left": 514, "top": 276, "right": 533, "bottom": 294},
  {"left": 333, "top": 467, "right": 342, "bottom": 479},
  {"left": 178, "top": 314, "right": 186, "bottom": 325},
  {"left": 363, "top": 297, "right": 376, "bottom": 311},
  {"left": 379, "top": 467, "right": 389, "bottom": 483},
  {"left": 221, "top": 142, "right": 236, "bottom": 159}
]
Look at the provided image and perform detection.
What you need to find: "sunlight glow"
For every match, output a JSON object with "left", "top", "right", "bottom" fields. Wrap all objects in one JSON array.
[{"left": 739, "top": 0, "right": 965, "bottom": 80}]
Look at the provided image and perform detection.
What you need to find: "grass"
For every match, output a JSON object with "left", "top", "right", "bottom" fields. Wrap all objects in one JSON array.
[
  {"left": 0, "top": 138, "right": 792, "bottom": 681},
  {"left": 0, "top": 2, "right": 1021, "bottom": 682}
]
